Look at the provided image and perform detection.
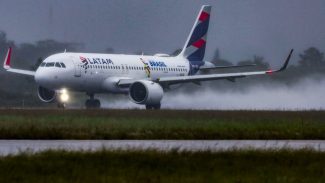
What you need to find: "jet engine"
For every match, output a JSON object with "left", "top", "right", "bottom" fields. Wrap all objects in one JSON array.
[
  {"left": 37, "top": 86, "right": 56, "bottom": 103},
  {"left": 129, "top": 80, "right": 163, "bottom": 105}
]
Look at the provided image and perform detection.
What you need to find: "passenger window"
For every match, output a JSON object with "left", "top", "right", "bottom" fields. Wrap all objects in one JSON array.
[{"left": 55, "top": 62, "right": 61, "bottom": 68}]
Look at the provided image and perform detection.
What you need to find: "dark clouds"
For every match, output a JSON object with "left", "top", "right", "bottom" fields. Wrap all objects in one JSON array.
[{"left": 1, "top": 0, "right": 325, "bottom": 66}]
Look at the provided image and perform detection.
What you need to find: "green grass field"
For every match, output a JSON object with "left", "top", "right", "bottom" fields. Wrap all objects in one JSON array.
[
  {"left": 0, "top": 149, "right": 324, "bottom": 183},
  {"left": 0, "top": 109, "right": 324, "bottom": 139}
]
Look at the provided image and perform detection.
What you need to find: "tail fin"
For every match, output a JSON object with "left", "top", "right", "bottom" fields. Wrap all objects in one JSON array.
[{"left": 179, "top": 5, "right": 211, "bottom": 62}]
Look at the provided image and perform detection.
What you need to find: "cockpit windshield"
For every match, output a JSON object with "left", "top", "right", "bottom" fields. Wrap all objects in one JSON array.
[
  {"left": 55, "top": 62, "right": 61, "bottom": 68},
  {"left": 46, "top": 62, "right": 55, "bottom": 67},
  {"left": 60, "top": 63, "right": 66, "bottom": 68},
  {"left": 40, "top": 62, "right": 66, "bottom": 68}
]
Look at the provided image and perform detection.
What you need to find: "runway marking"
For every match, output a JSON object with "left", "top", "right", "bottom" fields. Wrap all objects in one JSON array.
[{"left": 0, "top": 140, "right": 324, "bottom": 156}]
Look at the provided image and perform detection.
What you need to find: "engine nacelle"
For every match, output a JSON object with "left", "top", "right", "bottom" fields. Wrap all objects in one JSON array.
[
  {"left": 129, "top": 80, "right": 163, "bottom": 105},
  {"left": 38, "top": 86, "right": 56, "bottom": 103}
]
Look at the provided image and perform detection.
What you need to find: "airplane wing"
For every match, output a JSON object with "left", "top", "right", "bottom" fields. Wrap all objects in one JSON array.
[
  {"left": 118, "top": 49, "right": 293, "bottom": 87},
  {"left": 199, "top": 64, "right": 256, "bottom": 71},
  {"left": 2, "top": 47, "right": 35, "bottom": 76}
]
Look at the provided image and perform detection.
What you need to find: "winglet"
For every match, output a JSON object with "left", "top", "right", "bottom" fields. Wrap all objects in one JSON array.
[
  {"left": 267, "top": 49, "right": 293, "bottom": 74},
  {"left": 3, "top": 47, "right": 12, "bottom": 70}
]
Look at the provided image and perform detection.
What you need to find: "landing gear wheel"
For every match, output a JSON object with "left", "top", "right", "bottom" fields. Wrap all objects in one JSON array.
[
  {"left": 85, "top": 93, "right": 101, "bottom": 109},
  {"left": 145, "top": 103, "right": 161, "bottom": 110},
  {"left": 57, "top": 103, "right": 66, "bottom": 109},
  {"left": 94, "top": 99, "right": 100, "bottom": 108},
  {"left": 85, "top": 99, "right": 101, "bottom": 109},
  {"left": 85, "top": 100, "right": 92, "bottom": 108}
]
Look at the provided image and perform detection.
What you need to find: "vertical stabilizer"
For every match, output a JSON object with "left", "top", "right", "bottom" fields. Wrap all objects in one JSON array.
[{"left": 179, "top": 5, "right": 211, "bottom": 62}]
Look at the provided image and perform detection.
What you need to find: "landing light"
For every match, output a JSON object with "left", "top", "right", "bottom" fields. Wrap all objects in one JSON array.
[{"left": 59, "top": 89, "right": 69, "bottom": 102}]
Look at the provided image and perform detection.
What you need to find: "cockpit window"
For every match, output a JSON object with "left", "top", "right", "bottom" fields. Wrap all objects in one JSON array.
[
  {"left": 55, "top": 62, "right": 61, "bottom": 68},
  {"left": 46, "top": 62, "right": 55, "bottom": 67},
  {"left": 40, "top": 62, "right": 46, "bottom": 67},
  {"left": 60, "top": 63, "right": 66, "bottom": 68}
]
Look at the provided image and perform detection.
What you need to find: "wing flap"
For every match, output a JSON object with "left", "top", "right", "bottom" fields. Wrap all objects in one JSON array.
[
  {"left": 199, "top": 64, "right": 256, "bottom": 71},
  {"left": 157, "top": 71, "right": 264, "bottom": 85}
]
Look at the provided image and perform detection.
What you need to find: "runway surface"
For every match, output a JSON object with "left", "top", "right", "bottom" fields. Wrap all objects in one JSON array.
[{"left": 0, "top": 140, "right": 324, "bottom": 155}]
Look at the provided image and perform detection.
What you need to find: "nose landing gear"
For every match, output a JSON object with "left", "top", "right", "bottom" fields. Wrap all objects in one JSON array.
[
  {"left": 85, "top": 93, "right": 101, "bottom": 109},
  {"left": 145, "top": 103, "right": 161, "bottom": 110},
  {"left": 57, "top": 102, "right": 66, "bottom": 109}
]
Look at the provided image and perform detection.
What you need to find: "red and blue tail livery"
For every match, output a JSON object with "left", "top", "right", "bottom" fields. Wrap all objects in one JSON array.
[{"left": 180, "top": 5, "right": 211, "bottom": 62}]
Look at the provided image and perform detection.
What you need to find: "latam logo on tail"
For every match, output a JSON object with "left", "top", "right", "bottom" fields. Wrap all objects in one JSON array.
[{"left": 80, "top": 56, "right": 114, "bottom": 66}]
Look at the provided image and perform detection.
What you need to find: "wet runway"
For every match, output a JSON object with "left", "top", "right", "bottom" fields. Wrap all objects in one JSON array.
[{"left": 0, "top": 140, "right": 324, "bottom": 156}]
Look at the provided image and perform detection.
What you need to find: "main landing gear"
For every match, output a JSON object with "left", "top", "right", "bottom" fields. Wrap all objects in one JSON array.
[
  {"left": 145, "top": 103, "right": 161, "bottom": 110},
  {"left": 85, "top": 93, "right": 101, "bottom": 109},
  {"left": 57, "top": 102, "right": 66, "bottom": 109}
]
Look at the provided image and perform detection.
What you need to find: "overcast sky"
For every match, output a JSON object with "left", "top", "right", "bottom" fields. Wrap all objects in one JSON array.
[{"left": 0, "top": 0, "right": 325, "bottom": 66}]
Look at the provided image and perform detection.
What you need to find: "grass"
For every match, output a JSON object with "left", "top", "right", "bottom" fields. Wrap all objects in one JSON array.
[
  {"left": 0, "top": 149, "right": 324, "bottom": 183},
  {"left": 0, "top": 109, "right": 324, "bottom": 139}
]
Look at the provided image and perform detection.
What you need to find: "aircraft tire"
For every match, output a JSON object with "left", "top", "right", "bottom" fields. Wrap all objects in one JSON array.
[
  {"left": 85, "top": 99, "right": 101, "bottom": 109},
  {"left": 57, "top": 103, "right": 66, "bottom": 109},
  {"left": 145, "top": 104, "right": 161, "bottom": 110},
  {"left": 145, "top": 105, "right": 153, "bottom": 110},
  {"left": 94, "top": 99, "right": 101, "bottom": 108},
  {"left": 153, "top": 103, "right": 161, "bottom": 110}
]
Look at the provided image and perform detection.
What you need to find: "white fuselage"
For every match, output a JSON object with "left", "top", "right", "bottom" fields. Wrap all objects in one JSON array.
[{"left": 35, "top": 52, "right": 190, "bottom": 94}]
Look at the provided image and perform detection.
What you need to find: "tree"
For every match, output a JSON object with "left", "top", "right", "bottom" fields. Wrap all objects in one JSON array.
[
  {"left": 210, "top": 49, "right": 233, "bottom": 66},
  {"left": 0, "top": 31, "right": 16, "bottom": 55},
  {"left": 238, "top": 55, "right": 269, "bottom": 70},
  {"left": 299, "top": 47, "right": 324, "bottom": 68}
]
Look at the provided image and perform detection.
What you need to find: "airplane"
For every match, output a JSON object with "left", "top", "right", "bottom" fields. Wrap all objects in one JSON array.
[{"left": 2, "top": 5, "right": 293, "bottom": 109}]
